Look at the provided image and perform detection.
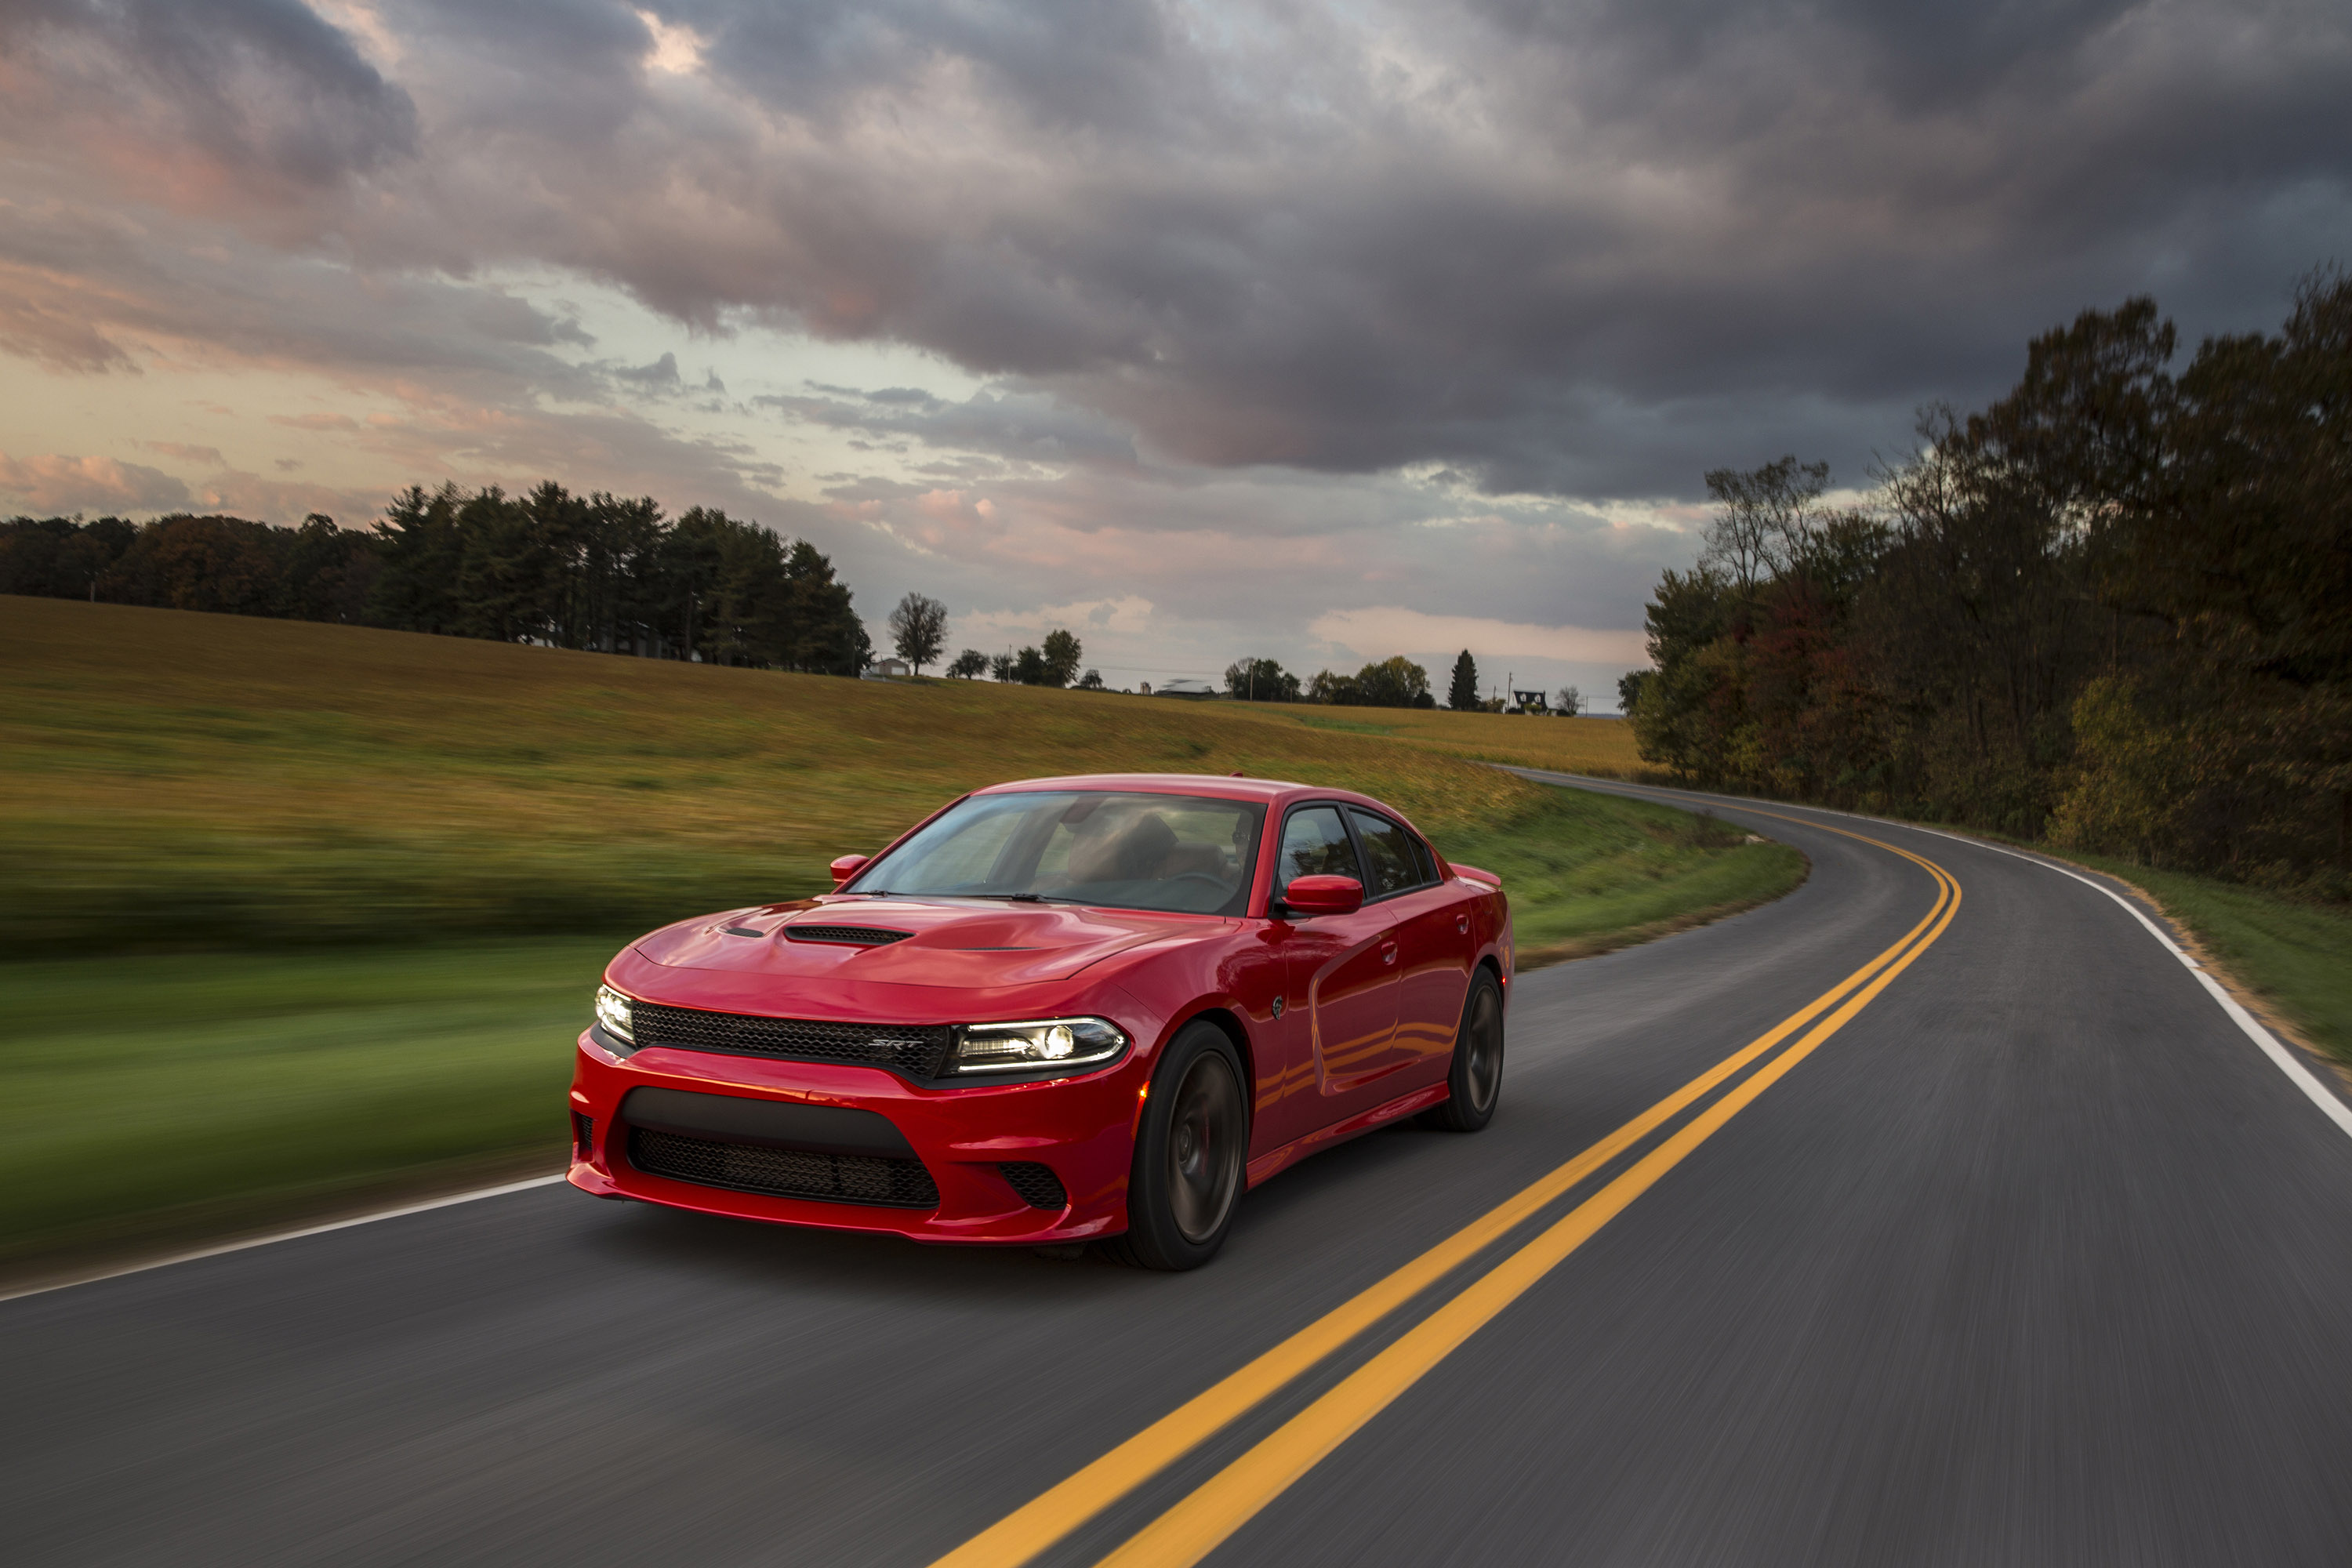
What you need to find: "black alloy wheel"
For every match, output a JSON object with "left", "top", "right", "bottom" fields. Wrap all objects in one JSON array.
[
  {"left": 1424, "top": 969, "right": 1504, "bottom": 1132},
  {"left": 1102, "top": 1022, "right": 1249, "bottom": 1269}
]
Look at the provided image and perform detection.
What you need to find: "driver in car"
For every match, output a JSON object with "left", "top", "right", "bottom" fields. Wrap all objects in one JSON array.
[{"left": 1066, "top": 810, "right": 1227, "bottom": 887}]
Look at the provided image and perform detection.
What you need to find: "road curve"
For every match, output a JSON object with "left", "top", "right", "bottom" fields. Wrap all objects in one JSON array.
[{"left": 8, "top": 781, "right": 2352, "bottom": 1566}]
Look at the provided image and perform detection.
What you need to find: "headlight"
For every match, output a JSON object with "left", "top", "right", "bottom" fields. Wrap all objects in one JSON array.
[
  {"left": 594, "top": 984, "right": 635, "bottom": 1044},
  {"left": 946, "top": 1016, "right": 1128, "bottom": 1075}
]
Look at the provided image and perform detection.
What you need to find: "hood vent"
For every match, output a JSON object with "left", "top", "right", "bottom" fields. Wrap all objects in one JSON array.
[{"left": 785, "top": 924, "right": 913, "bottom": 947}]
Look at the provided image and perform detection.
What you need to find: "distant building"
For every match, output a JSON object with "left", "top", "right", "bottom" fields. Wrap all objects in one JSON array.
[
  {"left": 864, "top": 657, "right": 910, "bottom": 680},
  {"left": 1510, "top": 688, "right": 1549, "bottom": 712},
  {"left": 1155, "top": 678, "right": 1218, "bottom": 699}
]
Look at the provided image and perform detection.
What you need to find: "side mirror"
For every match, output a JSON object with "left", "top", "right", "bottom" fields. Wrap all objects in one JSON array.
[
  {"left": 829, "top": 854, "right": 869, "bottom": 885},
  {"left": 1280, "top": 875, "right": 1363, "bottom": 917}
]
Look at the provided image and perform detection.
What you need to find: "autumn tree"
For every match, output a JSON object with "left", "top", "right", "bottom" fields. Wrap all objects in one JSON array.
[{"left": 1628, "top": 271, "right": 2352, "bottom": 889}]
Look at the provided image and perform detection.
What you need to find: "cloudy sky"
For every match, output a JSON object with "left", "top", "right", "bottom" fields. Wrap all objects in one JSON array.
[{"left": 3, "top": 0, "right": 2347, "bottom": 702}]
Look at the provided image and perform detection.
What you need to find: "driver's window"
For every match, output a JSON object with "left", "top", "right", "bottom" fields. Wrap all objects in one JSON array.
[{"left": 1276, "top": 806, "right": 1361, "bottom": 899}]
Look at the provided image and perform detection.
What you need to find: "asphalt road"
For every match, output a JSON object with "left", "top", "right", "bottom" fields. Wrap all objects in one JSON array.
[{"left": 9, "top": 780, "right": 2352, "bottom": 1566}]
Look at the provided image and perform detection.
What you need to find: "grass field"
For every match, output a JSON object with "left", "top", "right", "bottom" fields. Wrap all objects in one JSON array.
[
  {"left": 1225, "top": 700, "right": 1650, "bottom": 779},
  {"left": 6, "top": 599, "right": 1667, "bottom": 952},
  {"left": 0, "top": 597, "right": 1800, "bottom": 1271},
  {"left": 3, "top": 939, "right": 608, "bottom": 1268}
]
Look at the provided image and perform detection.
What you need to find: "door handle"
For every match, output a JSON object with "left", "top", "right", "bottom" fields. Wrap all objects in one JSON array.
[
  {"left": 1455, "top": 915, "right": 1469, "bottom": 934},
  {"left": 1381, "top": 940, "right": 1398, "bottom": 965}
]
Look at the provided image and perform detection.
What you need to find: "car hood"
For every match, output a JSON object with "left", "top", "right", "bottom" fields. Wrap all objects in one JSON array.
[{"left": 633, "top": 895, "right": 1224, "bottom": 989}]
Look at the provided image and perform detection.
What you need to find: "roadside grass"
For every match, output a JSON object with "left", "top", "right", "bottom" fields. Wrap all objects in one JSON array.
[
  {"left": 2041, "top": 851, "right": 2352, "bottom": 1068},
  {"left": 0, "top": 597, "right": 1802, "bottom": 1271},
  {"left": 2, "top": 938, "right": 608, "bottom": 1271},
  {"left": 1448, "top": 792, "right": 1805, "bottom": 965}
]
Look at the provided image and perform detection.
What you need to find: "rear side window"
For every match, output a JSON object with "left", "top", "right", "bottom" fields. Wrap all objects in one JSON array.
[
  {"left": 1276, "top": 806, "right": 1362, "bottom": 898},
  {"left": 1348, "top": 809, "right": 1424, "bottom": 899},
  {"left": 1407, "top": 832, "right": 1437, "bottom": 884}
]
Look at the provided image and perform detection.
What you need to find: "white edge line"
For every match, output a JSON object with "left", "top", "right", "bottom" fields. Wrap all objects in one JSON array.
[
  {"left": 1896, "top": 824, "right": 2352, "bottom": 1142},
  {"left": 1516, "top": 768, "right": 2352, "bottom": 1144},
  {"left": 0, "top": 1173, "right": 569, "bottom": 1305}
]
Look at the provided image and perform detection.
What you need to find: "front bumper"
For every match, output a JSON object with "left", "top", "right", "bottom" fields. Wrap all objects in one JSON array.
[{"left": 566, "top": 1030, "right": 1145, "bottom": 1244}]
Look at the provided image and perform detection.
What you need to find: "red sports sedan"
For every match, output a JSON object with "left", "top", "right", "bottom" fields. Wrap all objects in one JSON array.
[{"left": 567, "top": 773, "right": 1512, "bottom": 1269}]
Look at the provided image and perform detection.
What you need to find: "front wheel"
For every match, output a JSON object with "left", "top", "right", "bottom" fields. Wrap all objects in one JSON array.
[
  {"left": 1102, "top": 1022, "right": 1248, "bottom": 1270},
  {"left": 1424, "top": 969, "right": 1504, "bottom": 1132}
]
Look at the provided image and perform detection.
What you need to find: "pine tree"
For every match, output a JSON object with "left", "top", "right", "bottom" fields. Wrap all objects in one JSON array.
[{"left": 1447, "top": 649, "right": 1479, "bottom": 711}]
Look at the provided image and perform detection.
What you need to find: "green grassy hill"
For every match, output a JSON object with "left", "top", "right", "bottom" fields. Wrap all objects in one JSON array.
[
  {"left": 0, "top": 597, "right": 1802, "bottom": 1272},
  {"left": 1225, "top": 700, "right": 1649, "bottom": 779},
  {"left": 1, "top": 596, "right": 1774, "bottom": 956}
]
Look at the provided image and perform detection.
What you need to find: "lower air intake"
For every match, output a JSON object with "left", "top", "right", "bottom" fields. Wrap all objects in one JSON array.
[
  {"left": 572, "top": 1113, "right": 596, "bottom": 1160},
  {"left": 998, "top": 1161, "right": 1068, "bottom": 1210},
  {"left": 630, "top": 1128, "right": 939, "bottom": 1209}
]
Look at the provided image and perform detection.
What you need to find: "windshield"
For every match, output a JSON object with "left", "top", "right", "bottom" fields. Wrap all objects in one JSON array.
[{"left": 849, "top": 791, "right": 1266, "bottom": 916}]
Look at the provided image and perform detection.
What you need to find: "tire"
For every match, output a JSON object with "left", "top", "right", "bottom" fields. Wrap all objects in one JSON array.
[
  {"left": 1423, "top": 968, "right": 1504, "bottom": 1132},
  {"left": 1101, "top": 1022, "right": 1250, "bottom": 1270}
]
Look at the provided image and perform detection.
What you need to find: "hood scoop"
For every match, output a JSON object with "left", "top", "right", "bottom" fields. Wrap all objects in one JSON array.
[{"left": 784, "top": 924, "right": 913, "bottom": 948}]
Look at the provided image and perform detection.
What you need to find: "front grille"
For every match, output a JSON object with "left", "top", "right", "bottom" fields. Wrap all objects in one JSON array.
[
  {"left": 999, "top": 1162, "right": 1068, "bottom": 1210},
  {"left": 572, "top": 1113, "right": 596, "bottom": 1160},
  {"left": 628, "top": 1002, "right": 953, "bottom": 1078},
  {"left": 785, "top": 925, "right": 913, "bottom": 946},
  {"left": 630, "top": 1128, "right": 939, "bottom": 1209}
]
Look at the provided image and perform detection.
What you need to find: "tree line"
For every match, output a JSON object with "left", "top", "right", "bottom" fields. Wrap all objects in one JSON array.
[
  {"left": 899, "top": 599, "right": 1100, "bottom": 688},
  {"left": 1625, "top": 273, "right": 2351, "bottom": 895},
  {"left": 0, "top": 482, "right": 872, "bottom": 673},
  {"left": 1218, "top": 651, "right": 1582, "bottom": 712},
  {"left": 1219, "top": 654, "right": 1436, "bottom": 706}
]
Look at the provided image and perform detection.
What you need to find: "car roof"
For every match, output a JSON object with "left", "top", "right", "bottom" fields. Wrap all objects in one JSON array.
[{"left": 971, "top": 772, "right": 1385, "bottom": 809}]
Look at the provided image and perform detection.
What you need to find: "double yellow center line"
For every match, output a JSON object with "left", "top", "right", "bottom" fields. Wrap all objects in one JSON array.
[{"left": 937, "top": 818, "right": 1960, "bottom": 1568}]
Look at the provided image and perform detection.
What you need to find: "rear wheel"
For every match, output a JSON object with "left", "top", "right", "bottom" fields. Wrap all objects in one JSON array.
[
  {"left": 1102, "top": 1023, "right": 1248, "bottom": 1270},
  {"left": 1424, "top": 969, "right": 1504, "bottom": 1132}
]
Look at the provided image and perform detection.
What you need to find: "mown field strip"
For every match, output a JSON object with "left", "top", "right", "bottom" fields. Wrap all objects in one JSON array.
[{"left": 934, "top": 826, "right": 1958, "bottom": 1568}]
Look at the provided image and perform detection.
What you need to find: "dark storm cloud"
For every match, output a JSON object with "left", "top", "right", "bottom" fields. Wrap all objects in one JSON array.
[
  {"left": 624, "top": 0, "right": 2351, "bottom": 493},
  {"left": 0, "top": 0, "right": 416, "bottom": 191},
  {"left": 5, "top": 0, "right": 2350, "bottom": 502}
]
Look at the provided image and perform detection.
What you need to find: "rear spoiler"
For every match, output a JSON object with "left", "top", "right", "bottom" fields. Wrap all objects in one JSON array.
[{"left": 1451, "top": 863, "right": 1502, "bottom": 889}]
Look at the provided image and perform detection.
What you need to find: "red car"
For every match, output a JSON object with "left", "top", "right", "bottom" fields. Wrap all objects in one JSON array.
[{"left": 567, "top": 773, "right": 1512, "bottom": 1269}]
